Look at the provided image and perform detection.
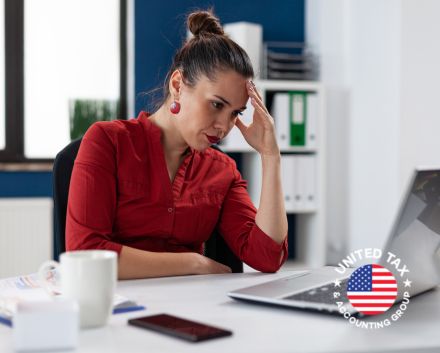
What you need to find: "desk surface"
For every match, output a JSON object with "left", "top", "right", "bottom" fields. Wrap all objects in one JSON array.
[{"left": 1, "top": 268, "right": 440, "bottom": 353}]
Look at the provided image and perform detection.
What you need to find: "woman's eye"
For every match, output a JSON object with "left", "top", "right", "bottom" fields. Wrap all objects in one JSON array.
[{"left": 212, "top": 101, "right": 223, "bottom": 109}]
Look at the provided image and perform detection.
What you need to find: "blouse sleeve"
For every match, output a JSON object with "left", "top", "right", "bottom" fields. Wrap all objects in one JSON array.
[
  {"left": 65, "top": 123, "right": 122, "bottom": 255},
  {"left": 217, "top": 163, "right": 288, "bottom": 273}
]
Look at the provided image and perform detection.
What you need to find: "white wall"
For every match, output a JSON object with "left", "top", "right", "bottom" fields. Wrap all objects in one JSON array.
[
  {"left": 347, "top": 0, "right": 401, "bottom": 253},
  {"left": 0, "top": 199, "right": 53, "bottom": 278},
  {"left": 306, "top": 0, "right": 352, "bottom": 262},
  {"left": 399, "top": 0, "right": 440, "bottom": 189},
  {"left": 307, "top": 0, "right": 440, "bottom": 263}
]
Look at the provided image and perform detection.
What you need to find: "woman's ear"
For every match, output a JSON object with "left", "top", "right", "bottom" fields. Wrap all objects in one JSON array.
[{"left": 169, "top": 69, "right": 183, "bottom": 100}]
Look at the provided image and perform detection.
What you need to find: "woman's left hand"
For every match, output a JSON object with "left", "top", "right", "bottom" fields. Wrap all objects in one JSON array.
[{"left": 235, "top": 81, "right": 280, "bottom": 156}]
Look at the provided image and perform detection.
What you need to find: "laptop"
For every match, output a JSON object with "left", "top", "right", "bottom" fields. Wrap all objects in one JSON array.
[{"left": 228, "top": 167, "right": 440, "bottom": 314}]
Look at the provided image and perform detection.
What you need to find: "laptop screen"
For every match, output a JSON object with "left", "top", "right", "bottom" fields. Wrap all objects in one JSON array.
[{"left": 383, "top": 169, "right": 440, "bottom": 294}]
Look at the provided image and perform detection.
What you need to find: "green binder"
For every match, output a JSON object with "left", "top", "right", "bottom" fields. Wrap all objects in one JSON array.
[{"left": 289, "top": 91, "right": 307, "bottom": 146}]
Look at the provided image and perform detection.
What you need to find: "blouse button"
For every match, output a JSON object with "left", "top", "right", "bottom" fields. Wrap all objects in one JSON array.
[{"left": 167, "top": 207, "right": 174, "bottom": 213}]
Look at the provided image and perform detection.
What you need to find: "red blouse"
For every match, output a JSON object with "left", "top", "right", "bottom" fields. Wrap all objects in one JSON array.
[{"left": 66, "top": 111, "right": 288, "bottom": 272}]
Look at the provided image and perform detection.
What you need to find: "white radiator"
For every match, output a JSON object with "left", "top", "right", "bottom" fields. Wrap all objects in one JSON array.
[{"left": 0, "top": 198, "right": 53, "bottom": 278}]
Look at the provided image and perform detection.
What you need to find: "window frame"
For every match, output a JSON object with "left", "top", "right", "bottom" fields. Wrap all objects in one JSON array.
[{"left": 0, "top": 0, "right": 127, "bottom": 163}]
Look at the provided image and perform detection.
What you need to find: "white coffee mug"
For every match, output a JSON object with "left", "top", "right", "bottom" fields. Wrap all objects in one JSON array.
[{"left": 39, "top": 250, "right": 117, "bottom": 328}]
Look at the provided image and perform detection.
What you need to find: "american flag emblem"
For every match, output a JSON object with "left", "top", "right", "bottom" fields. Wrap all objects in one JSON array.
[{"left": 347, "top": 264, "right": 397, "bottom": 315}]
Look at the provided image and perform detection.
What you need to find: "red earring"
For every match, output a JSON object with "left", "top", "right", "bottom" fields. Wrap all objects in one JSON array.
[{"left": 170, "top": 101, "right": 181, "bottom": 114}]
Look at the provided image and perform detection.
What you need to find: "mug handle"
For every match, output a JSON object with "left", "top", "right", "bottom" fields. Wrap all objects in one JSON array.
[{"left": 38, "top": 260, "right": 61, "bottom": 297}]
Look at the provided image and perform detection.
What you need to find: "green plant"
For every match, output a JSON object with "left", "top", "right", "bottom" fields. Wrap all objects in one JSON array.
[{"left": 69, "top": 99, "right": 119, "bottom": 140}]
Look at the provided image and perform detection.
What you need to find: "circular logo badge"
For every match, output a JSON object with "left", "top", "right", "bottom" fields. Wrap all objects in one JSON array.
[{"left": 347, "top": 264, "right": 397, "bottom": 316}]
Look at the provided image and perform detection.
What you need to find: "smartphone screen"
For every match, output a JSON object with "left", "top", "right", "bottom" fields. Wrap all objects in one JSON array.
[{"left": 128, "top": 313, "right": 233, "bottom": 342}]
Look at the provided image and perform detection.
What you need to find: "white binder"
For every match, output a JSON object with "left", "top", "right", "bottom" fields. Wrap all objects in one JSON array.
[
  {"left": 294, "top": 156, "right": 306, "bottom": 211},
  {"left": 306, "top": 93, "right": 318, "bottom": 149},
  {"left": 271, "top": 93, "right": 290, "bottom": 149},
  {"left": 281, "top": 155, "right": 295, "bottom": 212},
  {"left": 295, "top": 155, "right": 317, "bottom": 212}
]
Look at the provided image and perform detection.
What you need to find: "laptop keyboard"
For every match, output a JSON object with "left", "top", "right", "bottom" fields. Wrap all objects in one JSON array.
[{"left": 283, "top": 278, "right": 349, "bottom": 304}]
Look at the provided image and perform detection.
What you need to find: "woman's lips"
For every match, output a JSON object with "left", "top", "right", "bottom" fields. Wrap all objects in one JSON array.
[{"left": 206, "top": 134, "right": 220, "bottom": 144}]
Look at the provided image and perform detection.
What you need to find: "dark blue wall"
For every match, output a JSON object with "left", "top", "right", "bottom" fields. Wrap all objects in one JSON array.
[
  {"left": 134, "top": 0, "right": 305, "bottom": 115},
  {"left": 0, "top": 172, "right": 52, "bottom": 197}
]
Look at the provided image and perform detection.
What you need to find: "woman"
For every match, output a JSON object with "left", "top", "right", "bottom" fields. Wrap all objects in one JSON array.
[{"left": 66, "top": 9, "right": 288, "bottom": 279}]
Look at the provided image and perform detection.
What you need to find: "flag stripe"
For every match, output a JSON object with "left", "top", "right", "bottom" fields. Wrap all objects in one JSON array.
[
  {"left": 347, "top": 291, "right": 397, "bottom": 296},
  {"left": 372, "top": 280, "right": 397, "bottom": 284},
  {"left": 360, "top": 311, "right": 386, "bottom": 315},
  {"left": 348, "top": 296, "right": 396, "bottom": 300},
  {"left": 372, "top": 287, "right": 397, "bottom": 292},
  {"left": 349, "top": 299, "right": 395, "bottom": 304},
  {"left": 372, "top": 275, "right": 395, "bottom": 279},
  {"left": 353, "top": 307, "right": 389, "bottom": 311},
  {"left": 372, "top": 284, "right": 397, "bottom": 288},
  {"left": 372, "top": 272, "right": 394, "bottom": 276}
]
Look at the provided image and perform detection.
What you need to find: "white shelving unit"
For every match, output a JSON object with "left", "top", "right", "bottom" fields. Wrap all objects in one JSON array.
[{"left": 220, "top": 79, "right": 326, "bottom": 267}]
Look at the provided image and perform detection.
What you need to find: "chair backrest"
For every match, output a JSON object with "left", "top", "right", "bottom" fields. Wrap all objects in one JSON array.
[
  {"left": 53, "top": 138, "right": 82, "bottom": 261},
  {"left": 52, "top": 138, "right": 243, "bottom": 273}
]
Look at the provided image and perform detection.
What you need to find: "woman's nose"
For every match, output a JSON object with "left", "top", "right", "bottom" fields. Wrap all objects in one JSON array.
[{"left": 213, "top": 115, "right": 231, "bottom": 136}]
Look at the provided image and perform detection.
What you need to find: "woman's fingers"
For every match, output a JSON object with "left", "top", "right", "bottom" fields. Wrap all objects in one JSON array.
[
  {"left": 209, "top": 258, "right": 232, "bottom": 274},
  {"left": 250, "top": 97, "right": 272, "bottom": 125},
  {"left": 219, "top": 264, "right": 232, "bottom": 273},
  {"left": 235, "top": 116, "right": 247, "bottom": 132},
  {"left": 248, "top": 87, "right": 264, "bottom": 108},
  {"left": 249, "top": 80, "right": 263, "bottom": 101},
  {"left": 247, "top": 82, "right": 269, "bottom": 115}
]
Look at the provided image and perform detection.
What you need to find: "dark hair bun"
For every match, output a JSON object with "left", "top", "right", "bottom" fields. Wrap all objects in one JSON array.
[{"left": 187, "top": 10, "right": 224, "bottom": 37}]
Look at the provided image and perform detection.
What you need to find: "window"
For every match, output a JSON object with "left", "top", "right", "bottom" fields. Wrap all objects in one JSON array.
[
  {"left": 0, "top": 0, "right": 126, "bottom": 161},
  {"left": 0, "top": 0, "right": 4, "bottom": 150},
  {"left": 24, "top": 0, "right": 121, "bottom": 158}
]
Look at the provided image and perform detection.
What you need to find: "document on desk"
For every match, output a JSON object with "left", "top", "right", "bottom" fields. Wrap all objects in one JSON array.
[{"left": 0, "top": 273, "right": 145, "bottom": 327}]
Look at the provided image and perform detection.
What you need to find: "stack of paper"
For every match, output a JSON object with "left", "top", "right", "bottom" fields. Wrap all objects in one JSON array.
[{"left": 0, "top": 273, "right": 145, "bottom": 327}]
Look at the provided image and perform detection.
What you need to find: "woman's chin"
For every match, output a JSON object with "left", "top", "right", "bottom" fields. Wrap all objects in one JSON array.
[
  {"left": 194, "top": 145, "right": 210, "bottom": 152},
  {"left": 191, "top": 140, "right": 213, "bottom": 152}
]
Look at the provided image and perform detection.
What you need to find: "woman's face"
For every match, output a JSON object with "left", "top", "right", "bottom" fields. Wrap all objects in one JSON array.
[{"left": 175, "top": 69, "right": 249, "bottom": 151}]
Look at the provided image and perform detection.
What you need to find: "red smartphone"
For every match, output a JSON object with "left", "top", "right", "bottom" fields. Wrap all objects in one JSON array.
[{"left": 128, "top": 313, "right": 233, "bottom": 342}]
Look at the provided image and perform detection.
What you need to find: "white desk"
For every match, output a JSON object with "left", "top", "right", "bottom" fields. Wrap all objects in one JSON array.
[{"left": 1, "top": 269, "right": 440, "bottom": 353}]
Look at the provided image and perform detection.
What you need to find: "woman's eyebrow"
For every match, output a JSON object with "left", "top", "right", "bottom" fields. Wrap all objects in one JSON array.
[{"left": 213, "top": 95, "right": 247, "bottom": 110}]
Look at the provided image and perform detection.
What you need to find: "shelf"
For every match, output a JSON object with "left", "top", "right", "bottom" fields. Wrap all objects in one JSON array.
[
  {"left": 220, "top": 146, "right": 317, "bottom": 153},
  {"left": 286, "top": 209, "right": 317, "bottom": 214},
  {"left": 0, "top": 163, "right": 54, "bottom": 171},
  {"left": 255, "top": 79, "right": 322, "bottom": 92}
]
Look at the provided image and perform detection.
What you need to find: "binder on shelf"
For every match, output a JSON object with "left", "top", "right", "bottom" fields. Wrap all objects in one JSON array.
[
  {"left": 271, "top": 93, "right": 290, "bottom": 149},
  {"left": 289, "top": 92, "right": 306, "bottom": 146},
  {"left": 306, "top": 93, "right": 318, "bottom": 149},
  {"left": 294, "top": 155, "right": 306, "bottom": 210},
  {"left": 295, "top": 155, "right": 317, "bottom": 212},
  {"left": 281, "top": 155, "right": 296, "bottom": 212},
  {"left": 281, "top": 154, "right": 317, "bottom": 213}
]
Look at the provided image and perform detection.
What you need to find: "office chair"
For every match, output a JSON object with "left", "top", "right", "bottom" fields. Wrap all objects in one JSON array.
[{"left": 52, "top": 137, "right": 243, "bottom": 273}]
